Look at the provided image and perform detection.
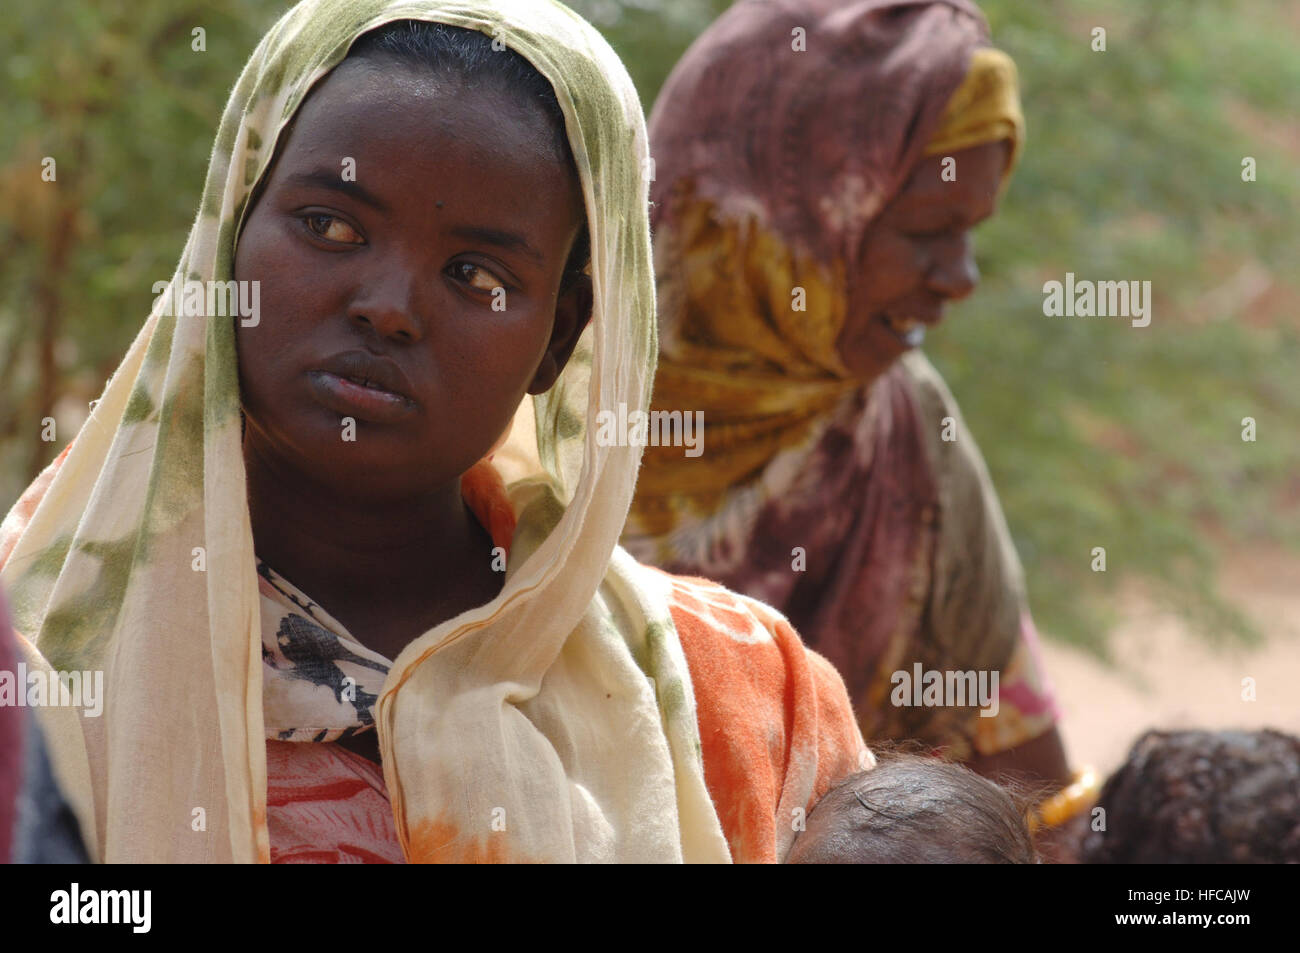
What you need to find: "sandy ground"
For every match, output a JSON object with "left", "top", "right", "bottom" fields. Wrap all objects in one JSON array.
[{"left": 1041, "top": 543, "right": 1300, "bottom": 777}]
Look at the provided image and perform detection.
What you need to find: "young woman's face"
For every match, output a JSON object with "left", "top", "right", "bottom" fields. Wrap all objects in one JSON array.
[
  {"left": 234, "top": 56, "right": 588, "bottom": 501},
  {"left": 836, "top": 140, "right": 1008, "bottom": 381}
]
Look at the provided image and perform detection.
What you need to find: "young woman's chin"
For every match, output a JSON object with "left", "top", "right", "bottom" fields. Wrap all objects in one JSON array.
[{"left": 245, "top": 424, "right": 446, "bottom": 503}]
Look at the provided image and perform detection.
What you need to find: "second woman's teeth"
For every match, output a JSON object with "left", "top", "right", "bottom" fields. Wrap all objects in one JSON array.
[
  {"left": 884, "top": 316, "right": 922, "bottom": 334},
  {"left": 883, "top": 315, "right": 927, "bottom": 346}
]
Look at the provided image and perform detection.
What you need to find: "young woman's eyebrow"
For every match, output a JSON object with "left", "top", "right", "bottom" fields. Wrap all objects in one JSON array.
[
  {"left": 282, "top": 169, "right": 390, "bottom": 213},
  {"left": 450, "top": 225, "right": 544, "bottom": 264}
]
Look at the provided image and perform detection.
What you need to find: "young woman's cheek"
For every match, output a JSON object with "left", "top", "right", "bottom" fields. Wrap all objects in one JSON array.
[
  {"left": 441, "top": 300, "right": 555, "bottom": 443},
  {"left": 241, "top": 227, "right": 345, "bottom": 353},
  {"left": 233, "top": 240, "right": 326, "bottom": 420}
]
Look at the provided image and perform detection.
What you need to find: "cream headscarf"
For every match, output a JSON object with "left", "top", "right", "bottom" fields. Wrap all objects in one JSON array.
[{"left": 0, "top": 0, "right": 732, "bottom": 864}]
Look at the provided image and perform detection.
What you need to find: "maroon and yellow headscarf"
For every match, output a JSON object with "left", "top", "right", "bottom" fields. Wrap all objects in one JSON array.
[
  {"left": 631, "top": 0, "right": 1023, "bottom": 534},
  {"left": 624, "top": 1, "right": 1038, "bottom": 757}
]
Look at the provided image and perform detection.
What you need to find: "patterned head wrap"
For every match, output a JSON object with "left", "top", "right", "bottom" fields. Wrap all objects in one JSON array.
[
  {"left": 632, "top": 0, "right": 1023, "bottom": 527},
  {"left": 626, "top": 0, "right": 1039, "bottom": 755},
  {"left": 925, "top": 46, "right": 1024, "bottom": 170}
]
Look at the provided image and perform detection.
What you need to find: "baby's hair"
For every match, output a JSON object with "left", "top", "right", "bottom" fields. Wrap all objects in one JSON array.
[
  {"left": 1080, "top": 728, "right": 1300, "bottom": 864},
  {"left": 348, "top": 20, "right": 591, "bottom": 288},
  {"left": 786, "top": 751, "right": 1038, "bottom": 864}
]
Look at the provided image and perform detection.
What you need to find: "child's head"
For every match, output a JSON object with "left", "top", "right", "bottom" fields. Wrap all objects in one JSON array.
[
  {"left": 1080, "top": 728, "right": 1300, "bottom": 863},
  {"left": 785, "top": 754, "right": 1037, "bottom": 864},
  {"left": 233, "top": 20, "right": 593, "bottom": 502}
]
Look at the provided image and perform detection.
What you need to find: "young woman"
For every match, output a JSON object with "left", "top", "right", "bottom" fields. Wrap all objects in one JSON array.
[{"left": 0, "top": 0, "right": 867, "bottom": 863}]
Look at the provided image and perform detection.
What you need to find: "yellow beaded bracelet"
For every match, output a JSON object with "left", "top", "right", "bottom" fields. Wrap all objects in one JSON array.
[{"left": 1028, "top": 766, "right": 1100, "bottom": 834}]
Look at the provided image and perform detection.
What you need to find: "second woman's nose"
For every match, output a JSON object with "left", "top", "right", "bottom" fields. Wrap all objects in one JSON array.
[{"left": 925, "top": 233, "right": 980, "bottom": 302}]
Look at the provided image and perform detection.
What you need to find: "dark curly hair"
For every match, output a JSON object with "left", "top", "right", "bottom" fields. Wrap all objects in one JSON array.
[{"left": 1080, "top": 729, "right": 1300, "bottom": 864}]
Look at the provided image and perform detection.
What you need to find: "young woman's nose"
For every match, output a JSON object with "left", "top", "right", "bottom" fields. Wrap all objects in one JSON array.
[
  {"left": 924, "top": 233, "right": 979, "bottom": 301},
  {"left": 346, "top": 267, "right": 426, "bottom": 344}
]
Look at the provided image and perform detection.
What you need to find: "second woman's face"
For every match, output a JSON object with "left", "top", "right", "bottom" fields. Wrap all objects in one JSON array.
[
  {"left": 233, "top": 56, "right": 588, "bottom": 502},
  {"left": 837, "top": 140, "right": 1008, "bottom": 381}
]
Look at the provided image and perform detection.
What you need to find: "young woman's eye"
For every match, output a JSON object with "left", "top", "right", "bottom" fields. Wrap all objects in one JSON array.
[
  {"left": 303, "top": 213, "right": 364, "bottom": 244},
  {"left": 447, "top": 261, "right": 505, "bottom": 293}
]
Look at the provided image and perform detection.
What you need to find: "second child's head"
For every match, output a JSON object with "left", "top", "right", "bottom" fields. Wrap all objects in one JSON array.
[
  {"left": 233, "top": 21, "right": 593, "bottom": 504},
  {"left": 786, "top": 754, "right": 1037, "bottom": 864},
  {"left": 1081, "top": 729, "right": 1300, "bottom": 863}
]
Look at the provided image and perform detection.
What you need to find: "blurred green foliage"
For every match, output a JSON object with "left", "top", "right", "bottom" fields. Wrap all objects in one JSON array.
[
  {"left": 931, "top": 0, "right": 1300, "bottom": 651},
  {"left": 1, "top": 0, "right": 284, "bottom": 481},
  {"left": 2, "top": 0, "right": 1295, "bottom": 655}
]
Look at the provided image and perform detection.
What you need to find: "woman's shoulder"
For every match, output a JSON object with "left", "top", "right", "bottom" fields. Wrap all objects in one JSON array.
[
  {"left": 896, "top": 349, "right": 1005, "bottom": 509},
  {"left": 640, "top": 565, "right": 814, "bottom": 667},
  {"left": 653, "top": 568, "right": 785, "bottom": 648},
  {"left": 642, "top": 568, "right": 859, "bottom": 706},
  {"left": 897, "top": 352, "right": 1031, "bottom": 673},
  {"left": 896, "top": 349, "right": 967, "bottom": 453},
  {"left": 897, "top": 348, "right": 957, "bottom": 408},
  {"left": 636, "top": 565, "right": 870, "bottom": 862}
]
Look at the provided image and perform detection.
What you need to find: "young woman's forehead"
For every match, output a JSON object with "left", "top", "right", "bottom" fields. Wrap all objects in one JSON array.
[
  {"left": 275, "top": 65, "right": 574, "bottom": 201},
  {"left": 297, "top": 56, "right": 558, "bottom": 151}
]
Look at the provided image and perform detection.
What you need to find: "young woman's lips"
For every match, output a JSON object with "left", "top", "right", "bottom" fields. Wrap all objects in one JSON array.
[{"left": 307, "top": 370, "right": 417, "bottom": 424}]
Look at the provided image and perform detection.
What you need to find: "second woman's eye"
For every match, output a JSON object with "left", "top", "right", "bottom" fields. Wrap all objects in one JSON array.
[
  {"left": 448, "top": 261, "right": 505, "bottom": 293},
  {"left": 303, "top": 213, "right": 364, "bottom": 244}
]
